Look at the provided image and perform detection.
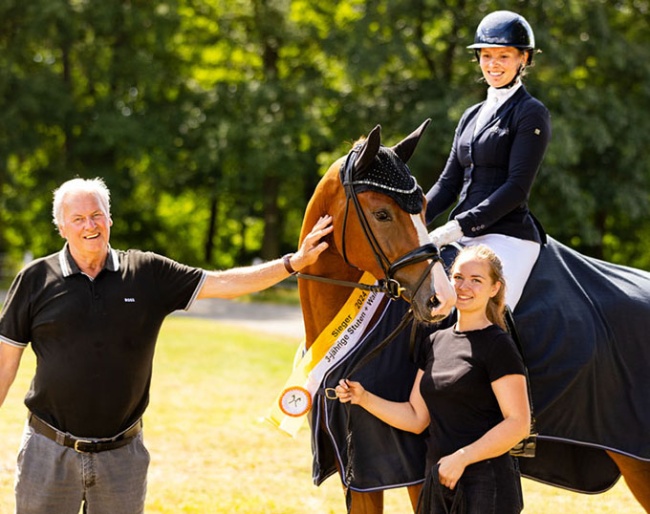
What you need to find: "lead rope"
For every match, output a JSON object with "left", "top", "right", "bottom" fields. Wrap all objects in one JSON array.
[
  {"left": 343, "top": 307, "right": 416, "bottom": 513},
  {"left": 340, "top": 258, "right": 439, "bottom": 512}
]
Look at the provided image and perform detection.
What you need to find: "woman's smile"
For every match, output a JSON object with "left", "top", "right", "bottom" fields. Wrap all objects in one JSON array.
[{"left": 479, "top": 47, "right": 525, "bottom": 88}]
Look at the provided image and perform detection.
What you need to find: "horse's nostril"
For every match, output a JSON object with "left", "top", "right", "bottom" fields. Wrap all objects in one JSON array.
[{"left": 428, "top": 295, "right": 440, "bottom": 310}]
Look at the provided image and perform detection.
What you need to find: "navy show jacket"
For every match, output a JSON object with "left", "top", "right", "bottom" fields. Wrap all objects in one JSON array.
[{"left": 426, "top": 86, "right": 551, "bottom": 243}]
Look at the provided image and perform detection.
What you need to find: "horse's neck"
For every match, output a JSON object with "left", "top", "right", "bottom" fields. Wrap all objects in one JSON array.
[{"left": 299, "top": 255, "right": 364, "bottom": 348}]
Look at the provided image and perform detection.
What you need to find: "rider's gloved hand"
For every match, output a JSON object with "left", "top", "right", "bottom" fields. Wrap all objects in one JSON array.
[{"left": 429, "top": 219, "right": 463, "bottom": 249}]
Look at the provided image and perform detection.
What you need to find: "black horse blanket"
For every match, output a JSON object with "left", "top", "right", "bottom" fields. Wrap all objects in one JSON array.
[
  {"left": 311, "top": 236, "right": 650, "bottom": 494},
  {"left": 513, "top": 236, "right": 650, "bottom": 492},
  {"left": 311, "top": 296, "right": 427, "bottom": 492}
]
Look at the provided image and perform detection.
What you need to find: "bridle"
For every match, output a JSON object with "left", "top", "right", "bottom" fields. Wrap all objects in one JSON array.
[
  {"left": 295, "top": 146, "right": 443, "bottom": 303},
  {"left": 296, "top": 132, "right": 446, "bottom": 510},
  {"left": 329, "top": 148, "right": 443, "bottom": 514}
]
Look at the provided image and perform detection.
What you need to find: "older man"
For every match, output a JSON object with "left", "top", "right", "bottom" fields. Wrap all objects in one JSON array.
[{"left": 0, "top": 177, "right": 332, "bottom": 514}]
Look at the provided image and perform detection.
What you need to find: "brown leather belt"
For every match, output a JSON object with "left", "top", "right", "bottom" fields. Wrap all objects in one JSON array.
[{"left": 28, "top": 413, "right": 142, "bottom": 453}]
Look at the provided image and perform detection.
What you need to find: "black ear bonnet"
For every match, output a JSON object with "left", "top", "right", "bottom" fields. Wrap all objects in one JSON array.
[{"left": 340, "top": 147, "right": 423, "bottom": 214}]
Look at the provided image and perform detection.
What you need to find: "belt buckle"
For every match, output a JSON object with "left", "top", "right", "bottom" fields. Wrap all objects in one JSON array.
[{"left": 73, "top": 439, "right": 94, "bottom": 453}]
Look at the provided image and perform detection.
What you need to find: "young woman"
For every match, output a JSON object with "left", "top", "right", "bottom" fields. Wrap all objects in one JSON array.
[
  {"left": 336, "top": 245, "right": 530, "bottom": 513},
  {"left": 426, "top": 10, "right": 551, "bottom": 310}
]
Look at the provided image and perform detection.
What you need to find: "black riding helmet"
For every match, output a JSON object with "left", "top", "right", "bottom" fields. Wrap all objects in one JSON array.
[{"left": 468, "top": 10, "right": 535, "bottom": 65}]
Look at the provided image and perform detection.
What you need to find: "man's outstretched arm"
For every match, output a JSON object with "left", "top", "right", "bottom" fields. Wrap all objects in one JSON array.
[{"left": 197, "top": 215, "right": 333, "bottom": 300}]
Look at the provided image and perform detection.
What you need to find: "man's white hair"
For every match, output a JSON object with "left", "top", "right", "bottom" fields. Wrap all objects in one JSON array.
[{"left": 52, "top": 177, "right": 112, "bottom": 227}]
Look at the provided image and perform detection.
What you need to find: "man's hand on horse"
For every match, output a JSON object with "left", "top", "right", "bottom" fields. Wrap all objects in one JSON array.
[{"left": 289, "top": 215, "right": 334, "bottom": 272}]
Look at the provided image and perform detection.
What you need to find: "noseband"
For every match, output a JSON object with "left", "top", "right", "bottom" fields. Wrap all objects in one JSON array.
[{"left": 296, "top": 147, "right": 442, "bottom": 302}]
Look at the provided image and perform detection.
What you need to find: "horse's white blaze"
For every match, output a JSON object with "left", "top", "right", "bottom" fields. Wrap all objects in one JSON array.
[
  {"left": 410, "top": 213, "right": 431, "bottom": 247},
  {"left": 411, "top": 213, "right": 436, "bottom": 290},
  {"left": 412, "top": 214, "right": 434, "bottom": 272}
]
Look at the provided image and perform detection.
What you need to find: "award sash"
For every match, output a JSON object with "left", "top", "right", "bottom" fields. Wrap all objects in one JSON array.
[{"left": 267, "top": 272, "right": 384, "bottom": 436}]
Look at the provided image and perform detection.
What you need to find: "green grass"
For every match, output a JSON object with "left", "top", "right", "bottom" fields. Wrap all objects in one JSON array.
[{"left": 0, "top": 316, "right": 644, "bottom": 513}]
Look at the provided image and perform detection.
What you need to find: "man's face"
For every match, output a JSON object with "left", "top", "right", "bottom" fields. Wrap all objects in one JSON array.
[{"left": 58, "top": 191, "right": 112, "bottom": 259}]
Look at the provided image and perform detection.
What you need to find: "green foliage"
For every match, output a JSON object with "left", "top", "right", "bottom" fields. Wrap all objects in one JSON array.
[
  {"left": 529, "top": 0, "right": 650, "bottom": 260},
  {"left": 1, "top": 0, "right": 649, "bottom": 275}
]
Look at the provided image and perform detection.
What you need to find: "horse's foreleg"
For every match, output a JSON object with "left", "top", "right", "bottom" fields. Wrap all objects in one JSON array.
[
  {"left": 407, "top": 484, "right": 423, "bottom": 511},
  {"left": 607, "top": 450, "right": 650, "bottom": 512},
  {"left": 345, "top": 485, "right": 422, "bottom": 514},
  {"left": 346, "top": 490, "right": 383, "bottom": 514}
]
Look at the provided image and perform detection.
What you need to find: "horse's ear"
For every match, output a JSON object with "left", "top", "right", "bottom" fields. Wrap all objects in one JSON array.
[
  {"left": 391, "top": 118, "right": 431, "bottom": 163},
  {"left": 354, "top": 125, "right": 382, "bottom": 174}
]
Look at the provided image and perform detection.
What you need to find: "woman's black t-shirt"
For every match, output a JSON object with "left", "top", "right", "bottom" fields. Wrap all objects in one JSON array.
[{"left": 418, "top": 324, "right": 525, "bottom": 466}]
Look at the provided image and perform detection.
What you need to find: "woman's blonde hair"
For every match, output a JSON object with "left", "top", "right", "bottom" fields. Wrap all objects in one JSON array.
[{"left": 452, "top": 244, "right": 507, "bottom": 330}]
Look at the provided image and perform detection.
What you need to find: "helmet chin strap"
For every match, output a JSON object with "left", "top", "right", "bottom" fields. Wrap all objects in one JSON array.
[{"left": 496, "top": 62, "right": 526, "bottom": 89}]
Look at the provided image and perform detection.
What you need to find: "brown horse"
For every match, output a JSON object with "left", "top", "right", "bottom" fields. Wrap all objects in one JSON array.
[
  {"left": 296, "top": 120, "right": 455, "bottom": 513},
  {"left": 610, "top": 452, "right": 650, "bottom": 511},
  {"left": 292, "top": 120, "right": 650, "bottom": 514},
  {"left": 610, "top": 453, "right": 650, "bottom": 511}
]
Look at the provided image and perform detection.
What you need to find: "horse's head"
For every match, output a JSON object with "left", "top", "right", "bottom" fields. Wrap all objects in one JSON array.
[{"left": 302, "top": 120, "right": 455, "bottom": 326}]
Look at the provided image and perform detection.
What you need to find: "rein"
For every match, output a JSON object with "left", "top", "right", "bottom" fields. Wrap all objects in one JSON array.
[
  {"left": 295, "top": 133, "right": 442, "bottom": 510},
  {"left": 294, "top": 244, "right": 440, "bottom": 299},
  {"left": 304, "top": 148, "right": 442, "bottom": 512},
  {"left": 337, "top": 297, "right": 425, "bottom": 514}
]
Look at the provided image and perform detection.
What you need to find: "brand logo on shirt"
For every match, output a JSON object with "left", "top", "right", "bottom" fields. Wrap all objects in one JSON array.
[{"left": 124, "top": 298, "right": 136, "bottom": 302}]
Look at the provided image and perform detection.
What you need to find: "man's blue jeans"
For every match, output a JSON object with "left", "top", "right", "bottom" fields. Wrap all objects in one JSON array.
[{"left": 14, "top": 423, "right": 150, "bottom": 514}]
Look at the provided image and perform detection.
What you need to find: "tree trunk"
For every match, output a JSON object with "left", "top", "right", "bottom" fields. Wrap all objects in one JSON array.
[
  {"left": 204, "top": 193, "right": 218, "bottom": 264},
  {"left": 261, "top": 175, "right": 280, "bottom": 261}
]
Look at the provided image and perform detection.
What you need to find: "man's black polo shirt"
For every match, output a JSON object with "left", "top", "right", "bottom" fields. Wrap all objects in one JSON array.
[{"left": 0, "top": 245, "right": 206, "bottom": 438}]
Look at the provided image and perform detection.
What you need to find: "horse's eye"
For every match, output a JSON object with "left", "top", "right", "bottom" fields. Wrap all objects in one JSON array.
[{"left": 373, "top": 209, "right": 392, "bottom": 222}]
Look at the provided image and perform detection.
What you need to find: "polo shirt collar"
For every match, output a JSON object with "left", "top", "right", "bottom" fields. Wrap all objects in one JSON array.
[{"left": 59, "top": 243, "right": 120, "bottom": 277}]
